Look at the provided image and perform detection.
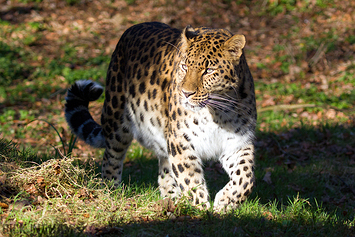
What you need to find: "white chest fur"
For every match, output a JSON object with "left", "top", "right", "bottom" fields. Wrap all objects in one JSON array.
[
  {"left": 179, "top": 108, "right": 254, "bottom": 161},
  {"left": 129, "top": 104, "right": 253, "bottom": 161}
]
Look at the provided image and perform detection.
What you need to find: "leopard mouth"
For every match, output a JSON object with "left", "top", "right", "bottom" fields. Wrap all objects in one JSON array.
[
  {"left": 179, "top": 90, "right": 209, "bottom": 112},
  {"left": 181, "top": 98, "right": 208, "bottom": 112}
]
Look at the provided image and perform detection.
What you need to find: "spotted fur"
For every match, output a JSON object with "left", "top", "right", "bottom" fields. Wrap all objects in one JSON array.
[{"left": 65, "top": 22, "right": 257, "bottom": 211}]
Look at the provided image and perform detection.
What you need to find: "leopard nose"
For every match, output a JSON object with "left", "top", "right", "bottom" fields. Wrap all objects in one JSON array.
[{"left": 182, "top": 90, "right": 196, "bottom": 98}]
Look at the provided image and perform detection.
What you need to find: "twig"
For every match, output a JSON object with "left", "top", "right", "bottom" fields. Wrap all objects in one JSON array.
[
  {"left": 309, "top": 42, "right": 326, "bottom": 67},
  {"left": 258, "top": 104, "right": 316, "bottom": 112}
]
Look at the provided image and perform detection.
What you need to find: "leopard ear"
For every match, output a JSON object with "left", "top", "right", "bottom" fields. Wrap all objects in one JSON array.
[
  {"left": 181, "top": 25, "right": 198, "bottom": 46},
  {"left": 224, "top": 34, "right": 246, "bottom": 59},
  {"left": 180, "top": 25, "right": 197, "bottom": 52},
  {"left": 183, "top": 25, "right": 198, "bottom": 40}
]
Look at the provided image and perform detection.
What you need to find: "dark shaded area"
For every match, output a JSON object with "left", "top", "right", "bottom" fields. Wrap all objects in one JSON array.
[
  {"left": 254, "top": 124, "right": 355, "bottom": 213},
  {"left": 120, "top": 123, "right": 355, "bottom": 217},
  {"left": 3, "top": 206, "right": 354, "bottom": 237},
  {"left": 0, "top": 5, "right": 38, "bottom": 23},
  {"left": 0, "top": 42, "right": 34, "bottom": 87}
]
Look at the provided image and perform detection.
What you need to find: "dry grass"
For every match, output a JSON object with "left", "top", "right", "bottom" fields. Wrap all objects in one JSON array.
[{"left": 0, "top": 151, "right": 185, "bottom": 236}]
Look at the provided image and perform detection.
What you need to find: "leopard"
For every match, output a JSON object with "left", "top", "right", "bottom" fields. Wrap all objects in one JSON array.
[{"left": 65, "top": 22, "right": 257, "bottom": 211}]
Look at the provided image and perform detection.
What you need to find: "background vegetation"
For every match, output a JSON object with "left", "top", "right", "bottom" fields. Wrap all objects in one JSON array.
[{"left": 0, "top": 0, "right": 354, "bottom": 236}]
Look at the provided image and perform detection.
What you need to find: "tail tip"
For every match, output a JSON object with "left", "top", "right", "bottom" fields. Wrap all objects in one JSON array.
[{"left": 67, "top": 80, "right": 103, "bottom": 102}]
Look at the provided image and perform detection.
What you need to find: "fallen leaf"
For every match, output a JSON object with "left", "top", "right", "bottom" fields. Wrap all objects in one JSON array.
[
  {"left": 0, "top": 174, "right": 6, "bottom": 184},
  {"left": 54, "top": 165, "right": 61, "bottom": 175},
  {"left": 325, "top": 109, "right": 336, "bottom": 119},
  {"left": 156, "top": 198, "right": 176, "bottom": 213},
  {"left": 261, "top": 96, "right": 276, "bottom": 107},
  {"left": 262, "top": 211, "right": 274, "bottom": 220},
  {"left": 79, "top": 188, "right": 88, "bottom": 198},
  {"left": 263, "top": 171, "right": 272, "bottom": 184},
  {"left": 263, "top": 168, "right": 274, "bottom": 185},
  {"left": 32, "top": 196, "right": 46, "bottom": 205},
  {"left": 1, "top": 213, "right": 9, "bottom": 220},
  {"left": 24, "top": 183, "right": 38, "bottom": 195},
  {"left": 37, "top": 176, "right": 45, "bottom": 185},
  {"left": 0, "top": 203, "right": 9, "bottom": 209}
]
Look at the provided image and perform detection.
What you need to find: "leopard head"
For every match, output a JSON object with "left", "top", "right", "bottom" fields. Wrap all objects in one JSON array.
[{"left": 177, "top": 25, "right": 247, "bottom": 112}]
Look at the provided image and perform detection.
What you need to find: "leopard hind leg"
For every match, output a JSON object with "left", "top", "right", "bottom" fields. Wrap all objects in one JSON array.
[
  {"left": 101, "top": 134, "right": 133, "bottom": 186},
  {"left": 100, "top": 101, "right": 133, "bottom": 186}
]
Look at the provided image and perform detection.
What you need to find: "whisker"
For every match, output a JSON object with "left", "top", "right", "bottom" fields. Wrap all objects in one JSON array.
[
  {"left": 206, "top": 100, "right": 241, "bottom": 117},
  {"left": 207, "top": 99, "right": 257, "bottom": 128},
  {"left": 164, "top": 41, "right": 186, "bottom": 61},
  {"left": 208, "top": 95, "right": 243, "bottom": 109},
  {"left": 208, "top": 94, "right": 253, "bottom": 112},
  {"left": 207, "top": 100, "right": 231, "bottom": 110},
  {"left": 164, "top": 41, "right": 180, "bottom": 52},
  {"left": 206, "top": 102, "right": 234, "bottom": 119},
  {"left": 230, "top": 86, "right": 239, "bottom": 99},
  {"left": 207, "top": 97, "right": 251, "bottom": 117}
]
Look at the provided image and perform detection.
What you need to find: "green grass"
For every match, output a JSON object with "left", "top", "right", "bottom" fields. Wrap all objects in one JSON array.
[
  {"left": 1, "top": 131, "right": 354, "bottom": 236},
  {"left": 0, "top": 20, "right": 108, "bottom": 105},
  {"left": 260, "top": 0, "right": 334, "bottom": 16},
  {"left": 256, "top": 80, "right": 355, "bottom": 110},
  {"left": 0, "top": 42, "right": 34, "bottom": 87},
  {"left": 0, "top": 46, "right": 108, "bottom": 104}
]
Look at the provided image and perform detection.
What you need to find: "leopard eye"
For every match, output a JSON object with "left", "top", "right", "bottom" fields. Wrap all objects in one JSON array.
[
  {"left": 181, "top": 64, "right": 188, "bottom": 71},
  {"left": 206, "top": 68, "right": 215, "bottom": 74}
]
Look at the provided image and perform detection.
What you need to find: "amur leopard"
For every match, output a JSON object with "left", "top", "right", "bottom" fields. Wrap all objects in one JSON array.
[{"left": 65, "top": 22, "right": 257, "bottom": 211}]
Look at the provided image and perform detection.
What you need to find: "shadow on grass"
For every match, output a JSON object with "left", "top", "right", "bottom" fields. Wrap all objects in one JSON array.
[
  {"left": 112, "top": 211, "right": 353, "bottom": 237},
  {"left": 0, "top": 6, "right": 38, "bottom": 24},
  {"left": 96, "top": 123, "right": 355, "bottom": 236},
  {"left": 253, "top": 123, "right": 355, "bottom": 214},
  {"left": 121, "top": 123, "right": 355, "bottom": 212},
  {"left": 118, "top": 123, "right": 355, "bottom": 225},
  {"left": 3, "top": 207, "right": 353, "bottom": 237}
]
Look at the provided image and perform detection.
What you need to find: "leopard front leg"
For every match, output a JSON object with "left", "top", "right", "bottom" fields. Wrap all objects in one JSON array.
[
  {"left": 158, "top": 155, "right": 180, "bottom": 199},
  {"left": 166, "top": 141, "right": 210, "bottom": 208},
  {"left": 214, "top": 144, "right": 255, "bottom": 211}
]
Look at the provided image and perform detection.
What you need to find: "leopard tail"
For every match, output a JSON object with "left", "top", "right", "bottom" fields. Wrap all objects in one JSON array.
[{"left": 65, "top": 80, "right": 106, "bottom": 148}]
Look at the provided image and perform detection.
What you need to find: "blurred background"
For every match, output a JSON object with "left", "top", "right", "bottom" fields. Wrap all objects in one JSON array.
[{"left": 0, "top": 0, "right": 354, "bottom": 151}]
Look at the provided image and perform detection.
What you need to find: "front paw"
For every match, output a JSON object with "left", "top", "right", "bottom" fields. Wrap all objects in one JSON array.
[{"left": 213, "top": 189, "right": 239, "bottom": 212}]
